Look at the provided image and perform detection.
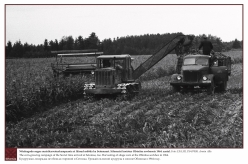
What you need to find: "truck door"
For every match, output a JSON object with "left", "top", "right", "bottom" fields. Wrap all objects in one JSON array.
[{"left": 127, "top": 57, "right": 134, "bottom": 81}]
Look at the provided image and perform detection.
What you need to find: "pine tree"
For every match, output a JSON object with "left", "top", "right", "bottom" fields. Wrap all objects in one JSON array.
[
  {"left": 44, "top": 39, "right": 49, "bottom": 51},
  {"left": 232, "top": 39, "right": 241, "bottom": 49},
  {"left": 85, "top": 32, "right": 100, "bottom": 49},
  {"left": 6, "top": 41, "right": 12, "bottom": 57}
]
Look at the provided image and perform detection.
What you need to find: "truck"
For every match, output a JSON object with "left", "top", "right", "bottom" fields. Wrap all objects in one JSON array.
[
  {"left": 170, "top": 52, "right": 231, "bottom": 94},
  {"left": 84, "top": 35, "right": 195, "bottom": 97},
  {"left": 51, "top": 49, "right": 103, "bottom": 77}
]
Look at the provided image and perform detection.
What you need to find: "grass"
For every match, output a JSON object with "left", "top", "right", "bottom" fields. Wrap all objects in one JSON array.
[
  {"left": 222, "top": 51, "right": 243, "bottom": 64},
  {"left": 5, "top": 50, "right": 243, "bottom": 148}
]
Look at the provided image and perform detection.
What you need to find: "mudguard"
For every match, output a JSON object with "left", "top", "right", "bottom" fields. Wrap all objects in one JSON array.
[
  {"left": 211, "top": 66, "right": 228, "bottom": 84},
  {"left": 203, "top": 74, "right": 214, "bottom": 83}
]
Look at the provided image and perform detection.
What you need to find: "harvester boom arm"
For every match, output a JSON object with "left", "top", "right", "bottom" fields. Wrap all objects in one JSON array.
[{"left": 132, "top": 35, "right": 194, "bottom": 80}]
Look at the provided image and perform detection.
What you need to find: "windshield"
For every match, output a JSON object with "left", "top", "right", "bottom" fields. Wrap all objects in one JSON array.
[
  {"left": 183, "top": 58, "right": 209, "bottom": 66},
  {"left": 98, "top": 59, "right": 125, "bottom": 68}
]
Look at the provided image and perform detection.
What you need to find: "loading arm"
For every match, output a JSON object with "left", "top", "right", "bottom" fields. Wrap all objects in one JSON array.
[{"left": 132, "top": 35, "right": 194, "bottom": 80}]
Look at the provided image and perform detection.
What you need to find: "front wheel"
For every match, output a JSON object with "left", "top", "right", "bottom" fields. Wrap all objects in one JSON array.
[{"left": 171, "top": 85, "right": 180, "bottom": 92}]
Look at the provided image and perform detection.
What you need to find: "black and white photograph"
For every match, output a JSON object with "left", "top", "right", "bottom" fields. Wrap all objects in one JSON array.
[{"left": 3, "top": 2, "right": 245, "bottom": 162}]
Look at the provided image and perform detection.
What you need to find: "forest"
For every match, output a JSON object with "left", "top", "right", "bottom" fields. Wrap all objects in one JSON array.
[{"left": 5, "top": 32, "right": 242, "bottom": 58}]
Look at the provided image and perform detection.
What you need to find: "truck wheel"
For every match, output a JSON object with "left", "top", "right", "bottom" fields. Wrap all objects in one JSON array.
[
  {"left": 207, "top": 81, "right": 215, "bottom": 95},
  {"left": 172, "top": 85, "right": 180, "bottom": 92},
  {"left": 219, "top": 80, "right": 227, "bottom": 91}
]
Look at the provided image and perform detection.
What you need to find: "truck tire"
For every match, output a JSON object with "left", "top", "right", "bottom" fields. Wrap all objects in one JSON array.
[
  {"left": 207, "top": 80, "right": 215, "bottom": 95},
  {"left": 219, "top": 80, "right": 227, "bottom": 91},
  {"left": 171, "top": 85, "right": 180, "bottom": 92}
]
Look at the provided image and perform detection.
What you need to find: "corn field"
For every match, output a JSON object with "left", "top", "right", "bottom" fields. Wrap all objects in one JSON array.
[{"left": 5, "top": 51, "right": 243, "bottom": 148}]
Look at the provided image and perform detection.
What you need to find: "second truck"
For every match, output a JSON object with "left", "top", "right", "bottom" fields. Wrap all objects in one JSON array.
[{"left": 170, "top": 52, "right": 231, "bottom": 94}]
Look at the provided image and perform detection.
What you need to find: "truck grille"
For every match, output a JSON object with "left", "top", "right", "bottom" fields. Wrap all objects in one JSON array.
[
  {"left": 183, "top": 71, "right": 198, "bottom": 82},
  {"left": 95, "top": 69, "right": 114, "bottom": 87}
]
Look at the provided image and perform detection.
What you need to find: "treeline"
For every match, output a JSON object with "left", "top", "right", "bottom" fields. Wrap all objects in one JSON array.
[{"left": 5, "top": 32, "right": 242, "bottom": 58}]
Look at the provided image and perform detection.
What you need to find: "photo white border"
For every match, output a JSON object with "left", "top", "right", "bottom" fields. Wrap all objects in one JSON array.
[{"left": 1, "top": 0, "right": 247, "bottom": 163}]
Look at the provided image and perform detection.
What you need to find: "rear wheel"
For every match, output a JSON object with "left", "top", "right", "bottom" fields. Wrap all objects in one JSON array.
[
  {"left": 219, "top": 80, "right": 227, "bottom": 92},
  {"left": 207, "top": 80, "right": 215, "bottom": 95}
]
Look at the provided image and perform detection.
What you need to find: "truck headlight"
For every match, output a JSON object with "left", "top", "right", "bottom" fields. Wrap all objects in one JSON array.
[
  {"left": 202, "top": 76, "right": 208, "bottom": 81},
  {"left": 177, "top": 76, "right": 182, "bottom": 80},
  {"left": 91, "top": 71, "right": 94, "bottom": 75}
]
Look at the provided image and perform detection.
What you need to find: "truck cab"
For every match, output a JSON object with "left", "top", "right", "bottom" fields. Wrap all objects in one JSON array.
[
  {"left": 96, "top": 55, "right": 134, "bottom": 85},
  {"left": 170, "top": 54, "right": 231, "bottom": 94}
]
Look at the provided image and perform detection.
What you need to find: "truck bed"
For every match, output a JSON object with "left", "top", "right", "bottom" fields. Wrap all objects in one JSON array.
[{"left": 214, "top": 52, "right": 232, "bottom": 75}]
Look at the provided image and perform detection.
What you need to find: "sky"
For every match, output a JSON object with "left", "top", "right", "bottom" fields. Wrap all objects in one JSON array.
[{"left": 5, "top": 4, "right": 243, "bottom": 45}]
